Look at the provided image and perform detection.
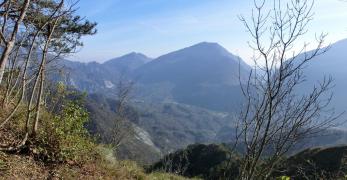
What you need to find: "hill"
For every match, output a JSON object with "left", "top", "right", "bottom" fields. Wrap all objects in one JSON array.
[
  {"left": 276, "top": 146, "right": 347, "bottom": 179},
  {"left": 84, "top": 93, "right": 235, "bottom": 163},
  {"left": 50, "top": 41, "right": 347, "bottom": 165},
  {"left": 0, "top": 147, "right": 196, "bottom": 180},
  {"left": 134, "top": 42, "right": 250, "bottom": 112},
  {"left": 299, "top": 38, "right": 347, "bottom": 122},
  {"left": 85, "top": 93, "right": 162, "bottom": 165},
  {"left": 103, "top": 52, "right": 152, "bottom": 73},
  {"left": 149, "top": 143, "right": 347, "bottom": 179},
  {"left": 57, "top": 42, "right": 250, "bottom": 112},
  {"left": 55, "top": 52, "right": 151, "bottom": 93},
  {"left": 148, "top": 144, "right": 240, "bottom": 180}
]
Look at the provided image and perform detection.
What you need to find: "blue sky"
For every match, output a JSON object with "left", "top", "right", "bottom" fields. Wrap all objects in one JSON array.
[{"left": 71, "top": 0, "right": 347, "bottom": 64}]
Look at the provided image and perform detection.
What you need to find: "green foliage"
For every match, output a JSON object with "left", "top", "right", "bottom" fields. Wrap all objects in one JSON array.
[
  {"left": 147, "top": 172, "right": 201, "bottom": 180},
  {"left": 33, "top": 83, "right": 96, "bottom": 163},
  {"left": 1, "top": 145, "right": 195, "bottom": 179},
  {"left": 24, "top": 0, "right": 97, "bottom": 54},
  {"left": 269, "top": 146, "right": 347, "bottom": 179},
  {"left": 149, "top": 144, "right": 240, "bottom": 180},
  {"left": 276, "top": 176, "right": 290, "bottom": 180},
  {"left": 53, "top": 101, "right": 94, "bottom": 162},
  {"left": 150, "top": 144, "right": 347, "bottom": 179}
]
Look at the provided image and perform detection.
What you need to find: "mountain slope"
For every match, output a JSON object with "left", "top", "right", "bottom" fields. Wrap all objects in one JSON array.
[
  {"left": 134, "top": 42, "right": 251, "bottom": 111},
  {"left": 103, "top": 52, "right": 152, "bottom": 73},
  {"left": 135, "top": 42, "right": 249, "bottom": 85},
  {"left": 299, "top": 38, "right": 347, "bottom": 122},
  {"left": 57, "top": 52, "right": 151, "bottom": 93},
  {"left": 277, "top": 146, "right": 347, "bottom": 179},
  {"left": 56, "top": 42, "right": 251, "bottom": 112},
  {"left": 85, "top": 93, "right": 234, "bottom": 155},
  {"left": 132, "top": 101, "right": 233, "bottom": 153},
  {"left": 84, "top": 94, "right": 161, "bottom": 164}
]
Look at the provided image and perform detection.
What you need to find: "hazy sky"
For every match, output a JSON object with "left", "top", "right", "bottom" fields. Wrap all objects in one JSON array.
[{"left": 71, "top": 0, "right": 347, "bottom": 64}]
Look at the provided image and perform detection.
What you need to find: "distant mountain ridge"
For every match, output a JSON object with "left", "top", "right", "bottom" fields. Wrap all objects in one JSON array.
[
  {"left": 134, "top": 42, "right": 249, "bottom": 85},
  {"left": 132, "top": 42, "right": 251, "bottom": 111},
  {"left": 55, "top": 38, "right": 347, "bottom": 117},
  {"left": 298, "top": 38, "right": 347, "bottom": 121},
  {"left": 103, "top": 52, "right": 152, "bottom": 73},
  {"left": 58, "top": 42, "right": 251, "bottom": 112},
  {"left": 51, "top": 39, "right": 347, "bottom": 163},
  {"left": 55, "top": 52, "right": 152, "bottom": 93}
]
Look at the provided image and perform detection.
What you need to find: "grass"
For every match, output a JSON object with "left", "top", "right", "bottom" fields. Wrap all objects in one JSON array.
[
  {"left": 0, "top": 89, "right": 198, "bottom": 179},
  {"left": 0, "top": 146, "right": 198, "bottom": 180}
]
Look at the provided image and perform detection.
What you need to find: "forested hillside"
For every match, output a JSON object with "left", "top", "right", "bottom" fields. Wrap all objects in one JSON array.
[
  {"left": 1, "top": 0, "right": 347, "bottom": 179},
  {"left": 0, "top": 1, "right": 193, "bottom": 179}
]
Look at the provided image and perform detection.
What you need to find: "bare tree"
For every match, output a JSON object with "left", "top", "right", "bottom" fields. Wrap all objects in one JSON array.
[
  {"left": 115, "top": 74, "right": 135, "bottom": 117},
  {"left": 158, "top": 150, "right": 189, "bottom": 176},
  {"left": 111, "top": 74, "right": 135, "bottom": 150},
  {"left": 234, "top": 0, "right": 340, "bottom": 179}
]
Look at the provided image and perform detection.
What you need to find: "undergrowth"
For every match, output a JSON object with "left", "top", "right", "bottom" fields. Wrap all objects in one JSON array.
[{"left": 0, "top": 84, "right": 195, "bottom": 179}]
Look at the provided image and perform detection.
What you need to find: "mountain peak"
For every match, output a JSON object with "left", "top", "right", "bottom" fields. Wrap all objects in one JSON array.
[
  {"left": 188, "top": 42, "right": 225, "bottom": 51},
  {"left": 194, "top": 41, "right": 221, "bottom": 47},
  {"left": 155, "top": 42, "right": 236, "bottom": 62},
  {"left": 330, "top": 38, "right": 347, "bottom": 51},
  {"left": 128, "top": 52, "right": 146, "bottom": 56},
  {"left": 178, "top": 42, "right": 231, "bottom": 56},
  {"left": 121, "top": 52, "right": 149, "bottom": 59},
  {"left": 103, "top": 52, "right": 151, "bottom": 65},
  {"left": 102, "top": 52, "right": 152, "bottom": 72}
]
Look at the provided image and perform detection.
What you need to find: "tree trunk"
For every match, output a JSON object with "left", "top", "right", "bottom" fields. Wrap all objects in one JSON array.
[{"left": 0, "top": 0, "right": 30, "bottom": 84}]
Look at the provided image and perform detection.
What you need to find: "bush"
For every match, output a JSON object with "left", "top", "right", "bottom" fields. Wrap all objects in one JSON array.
[
  {"left": 149, "top": 144, "right": 240, "bottom": 179},
  {"left": 32, "top": 84, "right": 97, "bottom": 163}
]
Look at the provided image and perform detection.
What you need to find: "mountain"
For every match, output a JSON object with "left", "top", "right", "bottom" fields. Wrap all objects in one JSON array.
[
  {"left": 134, "top": 42, "right": 251, "bottom": 111},
  {"left": 103, "top": 52, "right": 152, "bottom": 73},
  {"left": 44, "top": 40, "right": 347, "bottom": 171},
  {"left": 276, "top": 146, "right": 347, "bottom": 179},
  {"left": 132, "top": 101, "right": 233, "bottom": 153},
  {"left": 54, "top": 42, "right": 251, "bottom": 112},
  {"left": 48, "top": 42, "right": 251, "bottom": 162},
  {"left": 135, "top": 42, "right": 249, "bottom": 85},
  {"left": 84, "top": 94, "right": 161, "bottom": 164},
  {"left": 46, "top": 39, "right": 347, "bottom": 115},
  {"left": 148, "top": 144, "right": 240, "bottom": 179},
  {"left": 149, "top": 143, "right": 347, "bottom": 179},
  {"left": 57, "top": 61, "right": 111, "bottom": 92},
  {"left": 56, "top": 52, "right": 152, "bottom": 93},
  {"left": 84, "top": 93, "right": 234, "bottom": 156},
  {"left": 299, "top": 38, "right": 347, "bottom": 123}
]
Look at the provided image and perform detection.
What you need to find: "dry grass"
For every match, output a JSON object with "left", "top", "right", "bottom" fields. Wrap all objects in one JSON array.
[
  {"left": 0, "top": 151, "right": 48, "bottom": 179},
  {"left": 0, "top": 148, "right": 197, "bottom": 180},
  {"left": 0, "top": 91, "right": 197, "bottom": 179}
]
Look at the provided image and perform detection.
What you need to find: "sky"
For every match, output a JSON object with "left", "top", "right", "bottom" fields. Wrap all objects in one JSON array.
[{"left": 71, "top": 0, "right": 347, "bottom": 64}]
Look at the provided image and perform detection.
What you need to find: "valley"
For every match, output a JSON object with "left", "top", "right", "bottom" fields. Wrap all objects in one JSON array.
[
  {"left": 1, "top": 1, "right": 347, "bottom": 179},
  {"left": 54, "top": 40, "right": 347, "bottom": 164}
]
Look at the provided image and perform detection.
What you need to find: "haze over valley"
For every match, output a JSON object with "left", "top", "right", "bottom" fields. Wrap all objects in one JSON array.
[
  {"left": 52, "top": 39, "right": 347, "bottom": 163},
  {"left": 1, "top": 0, "right": 347, "bottom": 179}
]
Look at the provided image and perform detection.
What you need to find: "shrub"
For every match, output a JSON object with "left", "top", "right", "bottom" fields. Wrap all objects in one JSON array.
[{"left": 33, "top": 84, "right": 97, "bottom": 163}]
